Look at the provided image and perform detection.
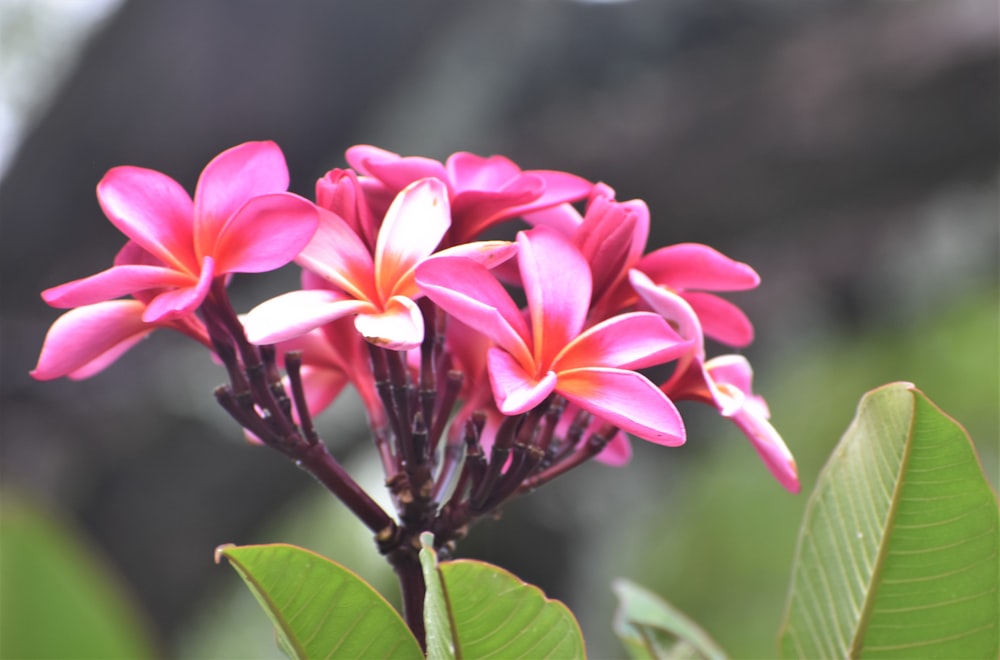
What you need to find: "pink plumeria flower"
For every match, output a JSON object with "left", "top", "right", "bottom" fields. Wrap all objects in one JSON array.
[
  {"left": 41, "top": 141, "right": 318, "bottom": 322},
  {"left": 630, "top": 269, "right": 799, "bottom": 492},
  {"left": 345, "top": 145, "right": 593, "bottom": 243},
  {"left": 243, "top": 178, "right": 516, "bottom": 351},
  {"left": 416, "top": 226, "right": 691, "bottom": 446},
  {"left": 32, "top": 299, "right": 209, "bottom": 381},
  {"left": 635, "top": 243, "right": 760, "bottom": 347}
]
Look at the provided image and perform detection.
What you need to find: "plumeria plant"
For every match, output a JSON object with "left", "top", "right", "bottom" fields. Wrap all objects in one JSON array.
[{"left": 32, "top": 141, "right": 997, "bottom": 658}]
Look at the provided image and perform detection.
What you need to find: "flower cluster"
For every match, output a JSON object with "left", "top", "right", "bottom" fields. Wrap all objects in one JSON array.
[{"left": 33, "top": 141, "right": 798, "bottom": 562}]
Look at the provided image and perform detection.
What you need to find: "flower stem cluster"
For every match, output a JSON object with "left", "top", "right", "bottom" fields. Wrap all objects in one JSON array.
[{"left": 32, "top": 141, "right": 799, "bottom": 644}]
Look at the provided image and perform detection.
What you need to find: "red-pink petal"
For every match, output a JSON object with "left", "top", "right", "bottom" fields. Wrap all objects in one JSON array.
[
  {"left": 41, "top": 265, "right": 196, "bottom": 308},
  {"left": 554, "top": 312, "right": 688, "bottom": 372},
  {"left": 354, "top": 295, "right": 424, "bottom": 350},
  {"left": 416, "top": 256, "right": 532, "bottom": 368},
  {"left": 142, "top": 256, "right": 215, "bottom": 322},
  {"left": 374, "top": 178, "right": 450, "bottom": 302},
  {"left": 487, "top": 348, "right": 558, "bottom": 415},
  {"left": 31, "top": 300, "right": 154, "bottom": 381},
  {"left": 629, "top": 269, "right": 705, "bottom": 352},
  {"left": 243, "top": 289, "right": 373, "bottom": 345},
  {"left": 639, "top": 243, "right": 760, "bottom": 292},
  {"left": 557, "top": 367, "right": 685, "bottom": 446},
  {"left": 298, "top": 366, "right": 350, "bottom": 418},
  {"left": 518, "top": 227, "right": 591, "bottom": 368},
  {"left": 296, "top": 207, "right": 377, "bottom": 302},
  {"left": 193, "top": 141, "right": 290, "bottom": 258},
  {"left": 212, "top": 193, "right": 318, "bottom": 274},
  {"left": 682, "top": 292, "right": 755, "bottom": 347},
  {"left": 97, "top": 166, "right": 197, "bottom": 273}
]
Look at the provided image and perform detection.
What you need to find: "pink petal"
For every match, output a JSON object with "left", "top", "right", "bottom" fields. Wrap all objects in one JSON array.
[
  {"left": 415, "top": 256, "right": 532, "bottom": 368},
  {"left": 554, "top": 312, "right": 689, "bottom": 372},
  {"left": 212, "top": 193, "right": 318, "bottom": 273},
  {"left": 639, "top": 243, "right": 760, "bottom": 292},
  {"left": 594, "top": 430, "right": 633, "bottom": 467},
  {"left": 296, "top": 207, "right": 377, "bottom": 302},
  {"left": 193, "top": 141, "right": 290, "bottom": 258},
  {"left": 521, "top": 203, "right": 584, "bottom": 236},
  {"left": 97, "top": 166, "right": 197, "bottom": 273},
  {"left": 703, "top": 354, "right": 755, "bottom": 395},
  {"left": 315, "top": 168, "right": 379, "bottom": 250},
  {"left": 487, "top": 348, "right": 558, "bottom": 415},
  {"left": 503, "top": 170, "right": 593, "bottom": 218},
  {"left": 243, "top": 289, "right": 374, "bottom": 345},
  {"left": 374, "top": 178, "right": 450, "bottom": 301},
  {"left": 298, "top": 366, "right": 350, "bottom": 418},
  {"left": 354, "top": 295, "right": 424, "bottom": 350},
  {"left": 445, "top": 152, "right": 522, "bottom": 190},
  {"left": 42, "top": 265, "right": 196, "bottom": 308},
  {"left": 31, "top": 300, "right": 154, "bottom": 380},
  {"left": 557, "top": 367, "right": 685, "bottom": 446},
  {"left": 517, "top": 227, "right": 591, "bottom": 368},
  {"left": 682, "top": 292, "right": 755, "bottom": 347},
  {"left": 142, "top": 256, "right": 215, "bottom": 322},
  {"left": 345, "top": 145, "right": 448, "bottom": 191}
]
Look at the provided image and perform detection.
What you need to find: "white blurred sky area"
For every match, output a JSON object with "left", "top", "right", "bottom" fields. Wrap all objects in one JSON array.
[{"left": 0, "top": 0, "right": 123, "bottom": 178}]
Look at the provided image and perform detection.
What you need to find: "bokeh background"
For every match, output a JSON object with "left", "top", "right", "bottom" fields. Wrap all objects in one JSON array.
[{"left": 1, "top": 1, "right": 997, "bottom": 657}]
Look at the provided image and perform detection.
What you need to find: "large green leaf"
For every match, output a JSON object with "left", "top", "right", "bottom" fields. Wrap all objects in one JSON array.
[
  {"left": 420, "top": 534, "right": 587, "bottom": 659},
  {"left": 217, "top": 543, "right": 422, "bottom": 660},
  {"left": 778, "top": 382, "right": 999, "bottom": 658},
  {"left": 612, "top": 578, "right": 726, "bottom": 659},
  {"left": 0, "top": 494, "right": 156, "bottom": 659}
]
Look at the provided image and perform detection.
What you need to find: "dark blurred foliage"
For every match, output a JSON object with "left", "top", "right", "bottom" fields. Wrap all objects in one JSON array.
[{"left": 1, "top": 0, "right": 997, "bottom": 656}]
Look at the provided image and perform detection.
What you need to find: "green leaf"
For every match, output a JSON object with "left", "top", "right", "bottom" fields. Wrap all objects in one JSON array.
[
  {"left": 778, "top": 382, "right": 999, "bottom": 658},
  {"left": 612, "top": 578, "right": 727, "bottom": 659},
  {"left": 0, "top": 493, "right": 157, "bottom": 659},
  {"left": 420, "top": 534, "right": 587, "bottom": 659},
  {"left": 217, "top": 543, "right": 423, "bottom": 660}
]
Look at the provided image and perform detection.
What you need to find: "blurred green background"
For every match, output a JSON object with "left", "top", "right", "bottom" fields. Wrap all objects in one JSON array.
[{"left": 1, "top": 1, "right": 996, "bottom": 658}]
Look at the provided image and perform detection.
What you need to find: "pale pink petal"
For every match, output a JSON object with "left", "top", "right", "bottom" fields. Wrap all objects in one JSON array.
[
  {"left": 31, "top": 300, "right": 154, "bottom": 381},
  {"left": 243, "top": 289, "right": 374, "bottom": 345},
  {"left": 374, "top": 178, "right": 450, "bottom": 301},
  {"left": 42, "top": 265, "right": 196, "bottom": 308},
  {"left": 416, "top": 256, "right": 532, "bottom": 367},
  {"left": 212, "top": 193, "right": 318, "bottom": 274},
  {"left": 487, "top": 348, "right": 558, "bottom": 415},
  {"left": 354, "top": 295, "right": 424, "bottom": 350},
  {"left": 629, "top": 270, "right": 705, "bottom": 352},
  {"left": 296, "top": 208, "right": 377, "bottom": 302},
  {"left": 557, "top": 367, "right": 685, "bottom": 446},
  {"left": 192, "top": 141, "right": 290, "bottom": 258},
  {"left": 345, "top": 145, "right": 448, "bottom": 191},
  {"left": 682, "top": 292, "right": 755, "bottom": 347},
  {"left": 142, "top": 256, "right": 215, "bottom": 322},
  {"left": 639, "top": 243, "right": 760, "bottom": 291},
  {"left": 97, "top": 166, "right": 197, "bottom": 273},
  {"left": 594, "top": 430, "right": 633, "bottom": 467},
  {"left": 730, "top": 407, "right": 800, "bottom": 493},
  {"left": 518, "top": 227, "right": 591, "bottom": 368},
  {"left": 703, "top": 354, "right": 755, "bottom": 395},
  {"left": 429, "top": 240, "right": 518, "bottom": 269},
  {"left": 554, "top": 312, "right": 689, "bottom": 372}
]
